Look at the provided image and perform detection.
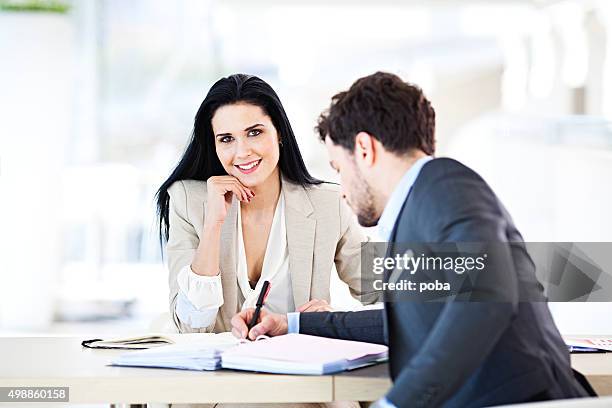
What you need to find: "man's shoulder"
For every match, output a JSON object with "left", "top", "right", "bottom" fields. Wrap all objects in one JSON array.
[
  {"left": 419, "top": 157, "right": 477, "bottom": 179},
  {"left": 396, "top": 157, "right": 497, "bottom": 233},
  {"left": 413, "top": 157, "right": 487, "bottom": 194}
]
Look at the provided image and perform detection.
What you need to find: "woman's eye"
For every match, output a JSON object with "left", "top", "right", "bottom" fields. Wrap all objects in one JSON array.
[
  {"left": 247, "top": 129, "right": 262, "bottom": 137},
  {"left": 219, "top": 136, "right": 233, "bottom": 143}
]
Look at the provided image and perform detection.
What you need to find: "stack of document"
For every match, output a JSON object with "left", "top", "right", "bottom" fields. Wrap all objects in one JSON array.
[
  {"left": 222, "top": 333, "right": 388, "bottom": 375},
  {"left": 111, "top": 333, "right": 388, "bottom": 375},
  {"left": 111, "top": 332, "right": 240, "bottom": 370}
]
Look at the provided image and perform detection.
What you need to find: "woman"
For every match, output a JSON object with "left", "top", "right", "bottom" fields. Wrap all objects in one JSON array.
[{"left": 156, "top": 74, "right": 378, "bottom": 334}]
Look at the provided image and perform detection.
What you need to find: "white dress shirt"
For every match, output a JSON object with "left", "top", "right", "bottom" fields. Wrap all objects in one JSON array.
[
  {"left": 176, "top": 194, "right": 293, "bottom": 328},
  {"left": 376, "top": 155, "right": 432, "bottom": 241}
]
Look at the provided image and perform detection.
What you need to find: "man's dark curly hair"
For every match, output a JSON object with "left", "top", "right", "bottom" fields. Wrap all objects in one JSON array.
[{"left": 316, "top": 71, "right": 436, "bottom": 156}]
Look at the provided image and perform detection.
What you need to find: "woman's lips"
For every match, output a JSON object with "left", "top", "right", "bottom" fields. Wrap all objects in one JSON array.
[{"left": 235, "top": 159, "right": 261, "bottom": 174}]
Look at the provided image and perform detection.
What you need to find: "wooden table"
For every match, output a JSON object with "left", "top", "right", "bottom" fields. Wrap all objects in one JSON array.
[
  {"left": 333, "top": 362, "right": 391, "bottom": 402},
  {"left": 572, "top": 353, "right": 612, "bottom": 396},
  {"left": 0, "top": 337, "right": 332, "bottom": 405},
  {"left": 2, "top": 336, "right": 612, "bottom": 405}
]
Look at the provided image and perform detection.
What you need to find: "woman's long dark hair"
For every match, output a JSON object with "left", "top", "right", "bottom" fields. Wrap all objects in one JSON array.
[{"left": 156, "top": 74, "right": 322, "bottom": 247}]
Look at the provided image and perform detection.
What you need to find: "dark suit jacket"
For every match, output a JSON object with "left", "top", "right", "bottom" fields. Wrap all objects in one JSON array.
[{"left": 299, "top": 158, "right": 588, "bottom": 407}]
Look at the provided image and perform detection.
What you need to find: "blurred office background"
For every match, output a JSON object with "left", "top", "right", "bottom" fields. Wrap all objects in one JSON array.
[{"left": 1, "top": 0, "right": 611, "bottom": 336}]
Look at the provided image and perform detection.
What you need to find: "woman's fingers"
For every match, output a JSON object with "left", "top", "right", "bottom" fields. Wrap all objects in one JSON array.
[
  {"left": 298, "top": 299, "right": 332, "bottom": 313},
  {"left": 296, "top": 299, "right": 317, "bottom": 312},
  {"left": 215, "top": 178, "right": 254, "bottom": 202},
  {"left": 215, "top": 180, "right": 247, "bottom": 202},
  {"left": 309, "top": 303, "right": 333, "bottom": 312},
  {"left": 227, "top": 183, "right": 250, "bottom": 202},
  {"left": 204, "top": 176, "right": 255, "bottom": 225}
]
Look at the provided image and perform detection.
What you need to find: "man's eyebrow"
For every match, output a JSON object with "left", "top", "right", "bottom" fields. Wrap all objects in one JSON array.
[{"left": 244, "top": 123, "right": 264, "bottom": 132}]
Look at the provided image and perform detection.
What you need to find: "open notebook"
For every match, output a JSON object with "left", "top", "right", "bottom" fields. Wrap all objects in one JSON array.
[
  {"left": 111, "top": 333, "right": 387, "bottom": 375},
  {"left": 221, "top": 333, "right": 388, "bottom": 375}
]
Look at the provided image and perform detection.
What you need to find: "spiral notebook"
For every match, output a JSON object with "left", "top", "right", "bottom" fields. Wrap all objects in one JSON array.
[{"left": 111, "top": 333, "right": 388, "bottom": 375}]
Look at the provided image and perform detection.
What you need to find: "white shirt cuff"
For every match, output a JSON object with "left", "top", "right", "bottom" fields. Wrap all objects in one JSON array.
[
  {"left": 175, "top": 291, "right": 219, "bottom": 329},
  {"left": 371, "top": 397, "right": 397, "bottom": 408},
  {"left": 287, "top": 312, "right": 300, "bottom": 334},
  {"left": 176, "top": 264, "right": 224, "bottom": 310}
]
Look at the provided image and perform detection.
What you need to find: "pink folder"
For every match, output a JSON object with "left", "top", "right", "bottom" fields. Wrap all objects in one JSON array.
[{"left": 221, "top": 333, "right": 388, "bottom": 375}]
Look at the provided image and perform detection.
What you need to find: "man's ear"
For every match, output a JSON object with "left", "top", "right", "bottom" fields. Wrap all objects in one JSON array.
[{"left": 354, "top": 131, "right": 376, "bottom": 167}]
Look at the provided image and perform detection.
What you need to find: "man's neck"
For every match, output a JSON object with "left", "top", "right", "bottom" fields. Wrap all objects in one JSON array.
[{"left": 377, "top": 150, "right": 428, "bottom": 206}]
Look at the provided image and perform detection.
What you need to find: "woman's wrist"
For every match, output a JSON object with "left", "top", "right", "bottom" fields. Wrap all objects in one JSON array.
[
  {"left": 191, "top": 223, "right": 223, "bottom": 276},
  {"left": 203, "top": 220, "right": 224, "bottom": 233},
  {"left": 190, "top": 264, "right": 220, "bottom": 277}
]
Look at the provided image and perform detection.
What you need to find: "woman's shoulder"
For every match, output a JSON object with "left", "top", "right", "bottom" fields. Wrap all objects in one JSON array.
[
  {"left": 297, "top": 182, "right": 359, "bottom": 235},
  {"left": 298, "top": 180, "right": 339, "bottom": 195},
  {"left": 167, "top": 179, "right": 208, "bottom": 202},
  {"left": 282, "top": 180, "right": 342, "bottom": 211},
  {"left": 300, "top": 181, "right": 343, "bottom": 207}
]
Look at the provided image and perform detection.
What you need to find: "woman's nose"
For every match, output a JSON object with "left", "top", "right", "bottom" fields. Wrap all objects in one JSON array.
[{"left": 235, "top": 138, "right": 253, "bottom": 158}]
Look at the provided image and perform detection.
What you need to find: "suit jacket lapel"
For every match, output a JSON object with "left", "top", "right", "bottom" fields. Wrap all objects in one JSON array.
[{"left": 283, "top": 177, "right": 316, "bottom": 309}]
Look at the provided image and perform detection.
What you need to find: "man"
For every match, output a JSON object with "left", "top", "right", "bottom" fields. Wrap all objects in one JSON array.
[{"left": 231, "top": 72, "right": 589, "bottom": 407}]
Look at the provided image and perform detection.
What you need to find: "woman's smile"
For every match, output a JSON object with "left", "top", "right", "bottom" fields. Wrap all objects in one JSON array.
[{"left": 235, "top": 159, "right": 262, "bottom": 174}]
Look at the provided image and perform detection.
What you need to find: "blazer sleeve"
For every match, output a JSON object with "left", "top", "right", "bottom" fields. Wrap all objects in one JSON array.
[
  {"left": 334, "top": 197, "right": 382, "bottom": 305},
  {"left": 299, "top": 309, "right": 386, "bottom": 344},
  {"left": 166, "top": 181, "right": 217, "bottom": 333}
]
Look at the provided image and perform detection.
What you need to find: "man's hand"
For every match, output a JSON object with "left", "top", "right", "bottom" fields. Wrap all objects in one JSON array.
[{"left": 231, "top": 308, "right": 288, "bottom": 340}]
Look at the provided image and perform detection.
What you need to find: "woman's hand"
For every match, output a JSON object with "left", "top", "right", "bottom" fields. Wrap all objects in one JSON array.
[
  {"left": 190, "top": 176, "right": 253, "bottom": 277},
  {"left": 205, "top": 176, "right": 254, "bottom": 228},
  {"left": 297, "top": 299, "right": 333, "bottom": 313}
]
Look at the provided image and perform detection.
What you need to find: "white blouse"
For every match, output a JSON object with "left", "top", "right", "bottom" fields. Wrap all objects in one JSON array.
[{"left": 175, "top": 194, "right": 294, "bottom": 329}]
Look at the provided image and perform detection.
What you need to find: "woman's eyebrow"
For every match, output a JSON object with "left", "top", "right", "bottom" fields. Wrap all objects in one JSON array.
[
  {"left": 216, "top": 123, "right": 264, "bottom": 137},
  {"left": 244, "top": 123, "right": 264, "bottom": 132}
]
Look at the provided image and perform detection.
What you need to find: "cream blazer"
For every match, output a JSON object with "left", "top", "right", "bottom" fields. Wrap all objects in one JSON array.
[{"left": 166, "top": 176, "right": 379, "bottom": 333}]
